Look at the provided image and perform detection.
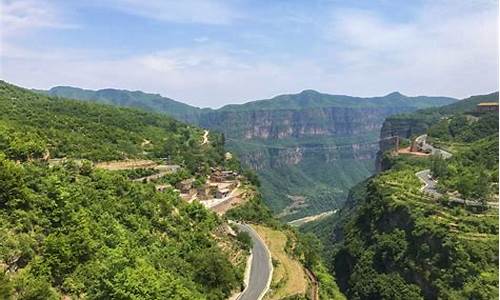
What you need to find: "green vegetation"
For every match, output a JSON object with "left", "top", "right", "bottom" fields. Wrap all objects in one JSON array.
[
  {"left": 1, "top": 81, "right": 225, "bottom": 174},
  {"left": 116, "top": 168, "right": 159, "bottom": 179},
  {"left": 225, "top": 195, "right": 279, "bottom": 228},
  {"left": 43, "top": 86, "right": 202, "bottom": 123},
  {"left": 329, "top": 165, "right": 498, "bottom": 299},
  {"left": 0, "top": 82, "right": 247, "bottom": 299},
  {"left": 306, "top": 97, "right": 499, "bottom": 299},
  {"left": 427, "top": 112, "right": 499, "bottom": 202},
  {"left": 40, "top": 85, "right": 456, "bottom": 219}
]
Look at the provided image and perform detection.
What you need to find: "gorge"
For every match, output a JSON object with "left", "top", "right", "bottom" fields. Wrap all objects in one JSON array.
[{"left": 42, "top": 87, "right": 456, "bottom": 220}]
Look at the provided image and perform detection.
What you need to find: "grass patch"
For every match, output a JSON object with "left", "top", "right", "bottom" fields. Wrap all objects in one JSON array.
[{"left": 252, "top": 225, "right": 308, "bottom": 300}]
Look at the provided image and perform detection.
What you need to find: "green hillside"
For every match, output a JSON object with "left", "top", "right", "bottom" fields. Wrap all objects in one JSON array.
[
  {"left": 0, "top": 82, "right": 246, "bottom": 299},
  {"left": 218, "top": 90, "right": 456, "bottom": 111},
  {"left": 304, "top": 98, "right": 499, "bottom": 299},
  {"left": 43, "top": 86, "right": 202, "bottom": 123},
  {"left": 384, "top": 92, "right": 499, "bottom": 135},
  {"left": 41, "top": 86, "right": 457, "bottom": 220}
]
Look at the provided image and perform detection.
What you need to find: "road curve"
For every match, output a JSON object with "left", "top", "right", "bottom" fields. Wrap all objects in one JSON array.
[
  {"left": 416, "top": 169, "right": 498, "bottom": 208},
  {"left": 235, "top": 223, "right": 272, "bottom": 300}
]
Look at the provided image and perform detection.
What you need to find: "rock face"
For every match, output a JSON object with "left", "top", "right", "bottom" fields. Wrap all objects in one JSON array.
[
  {"left": 376, "top": 117, "right": 433, "bottom": 171},
  {"left": 41, "top": 87, "right": 457, "bottom": 219},
  {"left": 375, "top": 92, "right": 500, "bottom": 171},
  {"left": 194, "top": 94, "right": 455, "bottom": 219}
]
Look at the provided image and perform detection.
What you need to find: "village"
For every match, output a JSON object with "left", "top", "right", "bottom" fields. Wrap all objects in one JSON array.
[{"left": 81, "top": 158, "right": 247, "bottom": 214}]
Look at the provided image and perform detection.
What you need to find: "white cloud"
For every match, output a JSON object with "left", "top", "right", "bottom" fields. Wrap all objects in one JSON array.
[
  {"left": 1, "top": 44, "right": 327, "bottom": 107},
  {"left": 98, "top": 0, "right": 241, "bottom": 25},
  {"left": 321, "top": 1, "right": 498, "bottom": 98},
  {"left": 0, "top": 0, "right": 75, "bottom": 37},
  {"left": 0, "top": 0, "right": 497, "bottom": 106}
]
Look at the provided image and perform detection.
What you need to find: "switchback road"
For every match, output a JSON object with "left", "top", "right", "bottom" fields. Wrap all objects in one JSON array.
[{"left": 416, "top": 169, "right": 498, "bottom": 208}]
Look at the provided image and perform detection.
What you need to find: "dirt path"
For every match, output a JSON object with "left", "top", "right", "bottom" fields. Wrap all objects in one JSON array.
[{"left": 288, "top": 210, "right": 336, "bottom": 227}]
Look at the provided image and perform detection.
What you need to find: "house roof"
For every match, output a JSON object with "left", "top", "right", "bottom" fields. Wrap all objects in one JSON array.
[{"left": 477, "top": 102, "right": 499, "bottom": 106}]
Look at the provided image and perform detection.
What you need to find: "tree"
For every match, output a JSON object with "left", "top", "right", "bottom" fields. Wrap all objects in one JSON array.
[
  {"left": 430, "top": 154, "right": 448, "bottom": 178},
  {"left": 236, "top": 231, "right": 253, "bottom": 251}
]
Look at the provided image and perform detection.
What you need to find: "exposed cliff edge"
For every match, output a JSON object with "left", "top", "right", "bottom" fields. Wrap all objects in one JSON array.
[
  {"left": 40, "top": 87, "right": 456, "bottom": 220},
  {"left": 375, "top": 92, "right": 499, "bottom": 172},
  {"left": 304, "top": 93, "right": 499, "bottom": 299}
]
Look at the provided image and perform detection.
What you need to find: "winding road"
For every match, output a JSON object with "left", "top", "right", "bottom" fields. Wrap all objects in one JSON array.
[
  {"left": 202, "top": 130, "right": 209, "bottom": 145},
  {"left": 415, "top": 134, "right": 452, "bottom": 159},
  {"left": 415, "top": 136, "right": 498, "bottom": 208},
  {"left": 234, "top": 223, "right": 273, "bottom": 300},
  {"left": 416, "top": 169, "right": 498, "bottom": 208}
]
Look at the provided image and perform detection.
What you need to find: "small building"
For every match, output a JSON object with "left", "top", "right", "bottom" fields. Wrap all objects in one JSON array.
[
  {"left": 176, "top": 178, "right": 195, "bottom": 193},
  {"left": 216, "top": 188, "right": 231, "bottom": 199},
  {"left": 476, "top": 102, "right": 499, "bottom": 113},
  {"left": 210, "top": 170, "right": 238, "bottom": 182}
]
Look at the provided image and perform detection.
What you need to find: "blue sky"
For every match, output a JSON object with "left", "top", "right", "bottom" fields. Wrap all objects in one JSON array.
[{"left": 1, "top": 0, "right": 498, "bottom": 107}]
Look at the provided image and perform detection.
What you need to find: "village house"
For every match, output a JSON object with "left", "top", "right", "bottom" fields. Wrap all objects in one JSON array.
[
  {"left": 176, "top": 178, "right": 195, "bottom": 193},
  {"left": 476, "top": 102, "right": 499, "bottom": 113},
  {"left": 216, "top": 188, "right": 231, "bottom": 199},
  {"left": 210, "top": 169, "right": 239, "bottom": 182}
]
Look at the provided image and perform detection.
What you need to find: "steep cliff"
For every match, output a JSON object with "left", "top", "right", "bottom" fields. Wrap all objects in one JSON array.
[
  {"left": 304, "top": 99, "right": 499, "bottom": 299},
  {"left": 376, "top": 92, "right": 499, "bottom": 171},
  {"left": 41, "top": 87, "right": 456, "bottom": 220}
]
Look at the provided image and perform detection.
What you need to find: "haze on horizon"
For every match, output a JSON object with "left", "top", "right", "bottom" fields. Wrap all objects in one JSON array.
[{"left": 0, "top": 0, "right": 498, "bottom": 108}]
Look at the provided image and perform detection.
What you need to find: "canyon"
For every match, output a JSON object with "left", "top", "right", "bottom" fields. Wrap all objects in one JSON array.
[{"left": 43, "top": 87, "right": 456, "bottom": 220}]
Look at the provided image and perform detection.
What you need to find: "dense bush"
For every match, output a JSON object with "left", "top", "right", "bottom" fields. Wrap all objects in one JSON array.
[{"left": 0, "top": 82, "right": 243, "bottom": 299}]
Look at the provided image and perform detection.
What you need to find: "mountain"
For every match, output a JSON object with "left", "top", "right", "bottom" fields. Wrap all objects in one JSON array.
[
  {"left": 303, "top": 94, "right": 499, "bottom": 299},
  {"left": 0, "top": 81, "right": 246, "bottom": 299},
  {"left": 43, "top": 86, "right": 203, "bottom": 123},
  {"left": 42, "top": 86, "right": 457, "bottom": 220},
  {"left": 377, "top": 92, "right": 499, "bottom": 170}
]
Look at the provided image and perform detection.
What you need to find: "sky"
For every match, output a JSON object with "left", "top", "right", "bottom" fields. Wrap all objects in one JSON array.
[{"left": 0, "top": 0, "right": 498, "bottom": 108}]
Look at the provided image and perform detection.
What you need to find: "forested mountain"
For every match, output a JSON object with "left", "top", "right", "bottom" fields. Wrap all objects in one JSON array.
[
  {"left": 42, "top": 86, "right": 456, "bottom": 221},
  {"left": 0, "top": 81, "right": 246, "bottom": 299},
  {"left": 377, "top": 92, "right": 499, "bottom": 168},
  {"left": 303, "top": 93, "right": 499, "bottom": 299},
  {"left": 41, "top": 86, "right": 203, "bottom": 123}
]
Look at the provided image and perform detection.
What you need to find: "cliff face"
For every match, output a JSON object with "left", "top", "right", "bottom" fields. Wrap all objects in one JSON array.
[
  {"left": 200, "top": 106, "right": 409, "bottom": 139},
  {"left": 197, "top": 103, "right": 454, "bottom": 220},
  {"left": 375, "top": 92, "right": 500, "bottom": 171},
  {"left": 199, "top": 106, "right": 422, "bottom": 170},
  {"left": 40, "top": 87, "right": 457, "bottom": 219},
  {"left": 376, "top": 117, "right": 432, "bottom": 171}
]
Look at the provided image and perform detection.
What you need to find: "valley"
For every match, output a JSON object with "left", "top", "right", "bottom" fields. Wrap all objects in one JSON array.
[
  {"left": 2, "top": 1, "right": 497, "bottom": 299},
  {"left": 42, "top": 87, "right": 456, "bottom": 221},
  {"left": 303, "top": 92, "right": 499, "bottom": 299},
  {"left": 0, "top": 81, "right": 343, "bottom": 300}
]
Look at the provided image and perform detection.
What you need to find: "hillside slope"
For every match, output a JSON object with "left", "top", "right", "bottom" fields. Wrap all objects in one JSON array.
[
  {"left": 377, "top": 92, "right": 499, "bottom": 170},
  {"left": 0, "top": 81, "right": 246, "bottom": 299},
  {"left": 42, "top": 86, "right": 202, "bottom": 123},
  {"left": 42, "top": 86, "right": 457, "bottom": 220},
  {"left": 305, "top": 96, "right": 499, "bottom": 299}
]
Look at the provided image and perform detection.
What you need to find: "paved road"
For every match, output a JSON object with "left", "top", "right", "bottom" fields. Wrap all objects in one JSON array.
[
  {"left": 415, "top": 134, "right": 452, "bottom": 159},
  {"left": 235, "top": 223, "right": 272, "bottom": 300},
  {"left": 202, "top": 130, "right": 209, "bottom": 145},
  {"left": 416, "top": 169, "right": 498, "bottom": 208}
]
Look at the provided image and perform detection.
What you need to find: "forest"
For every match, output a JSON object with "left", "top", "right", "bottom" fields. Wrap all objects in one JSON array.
[
  {"left": 0, "top": 82, "right": 247, "bottom": 299},
  {"left": 304, "top": 102, "right": 499, "bottom": 299}
]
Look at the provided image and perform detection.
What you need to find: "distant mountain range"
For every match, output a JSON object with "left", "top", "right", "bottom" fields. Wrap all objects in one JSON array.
[{"left": 39, "top": 86, "right": 457, "bottom": 220}]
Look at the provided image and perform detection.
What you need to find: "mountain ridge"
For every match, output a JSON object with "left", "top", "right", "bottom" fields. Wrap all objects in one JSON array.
[{"left": 38, "top": 84, "right": 458, "bottom": 220}]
